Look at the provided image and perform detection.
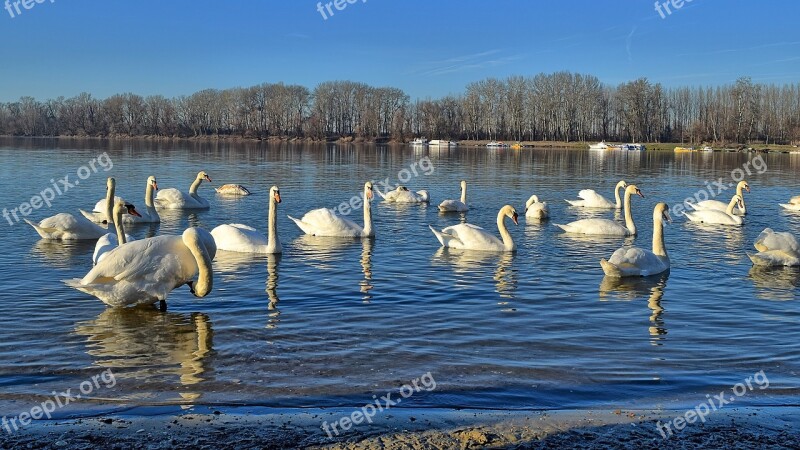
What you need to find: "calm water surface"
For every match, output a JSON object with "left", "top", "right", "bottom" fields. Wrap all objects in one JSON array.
[{"left": 0, "top": 138, "right": 798, "bottom": 416}]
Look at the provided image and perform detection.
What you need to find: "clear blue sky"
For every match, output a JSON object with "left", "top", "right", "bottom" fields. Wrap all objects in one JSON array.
[{"left": 1, "top": 0, "right": 798, "bottom": 102}]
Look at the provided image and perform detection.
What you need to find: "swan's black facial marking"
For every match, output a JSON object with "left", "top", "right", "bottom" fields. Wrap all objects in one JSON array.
[{"left": 125, "top": 204, "right": 143, "bottom": 217}]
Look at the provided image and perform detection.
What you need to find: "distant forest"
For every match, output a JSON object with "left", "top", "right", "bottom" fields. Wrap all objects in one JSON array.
[{"left": 1, "top": 73, "right": 798, "bottom": 145}]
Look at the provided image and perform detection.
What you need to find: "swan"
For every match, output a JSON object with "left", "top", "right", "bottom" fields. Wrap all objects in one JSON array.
[
  {"left": 211, "top": 186, "right": 282, "bottom": 254},
  {"left": 439, "top": 180, "right": 468, "bottom": 212},
  {"left": 429, "top": 205, "right": 518, "bottom": 252},
  {"left": 600, "top": 202, "right": 671, "bottom": 277},
  {"left": 65, "top": 227, "right": 216, "bottom": 308},
  {"left": 566, "top": 180, "right": 627, "bottom": 209},
  {"left": 378, "top": 186, "right": 430, "bottom": 203},
  {"left": 93, "top": 199, "right": 142, "bottom": 265},
  {"left": 524, "top": 195, "right": 549, "bottom": 220},
  {"left": 123, "top": 176, "right": 160, "bottom": 223},
  {"left": 156, "top": 171, "right": 212, "bottom": 209},
  {"left": 215, "top": 184, "right": 251, "bottom": 196},
  {"left": 80, "top": 177, "right": 121, "bottom": 224},
  {"left": 683, "top": 195, "right": 744, "bottom": 226},
  {"left": 689, "top": 180, "right": 749, "bottom": 215},
  {"left": 779, "top": 194, "right": 800, "bottom": 211},
  {"left": 747, "top": 228, "right": 800, "bottom": 266},
  {"left": 554, "top": 185, "right": 644, "bottom": 236},
  {"left": 288, "top": 181, "right": 374, "bottom": 237}
]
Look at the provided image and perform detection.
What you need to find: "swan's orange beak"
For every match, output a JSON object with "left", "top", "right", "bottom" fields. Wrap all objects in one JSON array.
[
  {"left": 512, "top": 212, "right": 519, "bottom": 225},
  {"left": 126, "top": 204, "right": 142, "bottom": 217},
  {"left": 367, "top": 190, "right": 373, "bottom": 200},
  {"left": 274, "top": 192, "right": 281, "bottom": 204},
  {"left": 153, "top": 182, "right": 158, "bottom": 191},
  {"left": 204, "top": 174, "right": 212, "bottom": 182},
  {"left": 745, "top": 184, "right": 751, "bottom": 193}
]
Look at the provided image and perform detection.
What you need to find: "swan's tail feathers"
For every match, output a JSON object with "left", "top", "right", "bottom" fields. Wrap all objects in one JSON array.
[
  {"left": 747, "top": 252, "right": 767, "bottom": 266},
  {"left": 779, "top": 203, "right": 800, "bottom": 211},
  {"left": 564, "top": 200, "right": 582, "bottom": 207},
  {"left": 428, "top": 225, "right": 452, "bottom": 248},
  {"left": 600, "top": 258, "right": 623, "bottom": 277},
  {"left": 24, "top": 219, "right": 51, "bottom": 239},
  {"left": 287, "top": 215, "right": 312, "bottom": 235},
  {"left": 375, "top": 189, "right": 388, "bottom": 200},
  {"left": 553, "top": 223, "right": 570, "bottom": 232}
]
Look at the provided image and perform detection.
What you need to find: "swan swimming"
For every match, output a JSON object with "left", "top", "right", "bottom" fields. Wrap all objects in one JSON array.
[
  {"left": 524, "top": 195, "right": 549, "bottom": 220},
  {"left": 438, "top": 180, "right": 469, "bottom": 212},
  {"left": 212, "top": 186, "right": 282, "bottom": 253},
  {"left": 555, "top": 185, "right": 644, "bottom": 236},
  {"left": 288, "top": 181, "right": 374, "bottom": 237},
  {"left": 600, "top": 202, "right": 671, "bottom": 277},
  {"left": 378, "top": 186, "right": 430, "bottom": 203},
  {"left": 565, "top": 180, "right": 627, "bottom": 209},
  {"left": 747, "top": 228, "right": 800, "bottom": 266},
  {"left": 156, "top": 171, "right": 212, "bottom": 210},
  {"left": 683, "top": 195, "right": 744, "bottom": 226},
  {"left": 689, "top": 180, "right": 749, "bottom": 215},
  {"left": 429, "top": 205, "right": 518, "bottom": 252}
]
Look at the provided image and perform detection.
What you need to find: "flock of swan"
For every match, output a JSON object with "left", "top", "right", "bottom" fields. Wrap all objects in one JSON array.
[{"left": 23, "top": 170, "right": 800, "bottom": 309}]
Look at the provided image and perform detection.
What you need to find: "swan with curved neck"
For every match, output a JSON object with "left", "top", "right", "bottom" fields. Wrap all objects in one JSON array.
[
  {"left": 524, "top": 195, "right": 549, "bottom": 220},
  {"left": 288, "top": 182, "right": 374, "bottom": 237},
  {"left": 566, "top": 180, "right": 627, "bottom": 209},
  {"left": 555, "top": 185, "right": 644, "bottom": 236},
  {"left": 66, "top": 227, "right": 216, "bottom": 307},
  {"left": 747, "top": 228, "right": 800, "bottom": 266},
  {"left": 26, "top": 179, "right": 115, "bottom": 240},
  {"left": 93, "top": 199, "right": 142, "bottom": 265},
  {"left": 689, "top": 180, "right": 750, "bottom": 215},
  {"left": 123, "top": 176, "right": 160, "bottom": 223},
  {"left": 80, "top": 177, "right": 123, "bottom": 224},
  {"left": 156, "top": 171, "right": 212, "bottom": 210},
  {"left": 601, "top": 203, "right": 671, "bottom": 277},
  {"left": 438, "top": 180, "right": 468, "bottom": 212},
  {"left": 429, "top": 205, "right": 518, "bottom": 251},
  {"left": 683, "top": 194, "right": 744, "bottom": 226},
  {"left": 211, "top": 186, "right": 283, "bottom": 253}
]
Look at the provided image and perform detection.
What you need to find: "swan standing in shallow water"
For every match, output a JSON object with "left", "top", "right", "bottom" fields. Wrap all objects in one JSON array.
[
  {"left": 156, "top": 171, "right": 212, "bottom": 210},
  {"left": 378, "top": 186, "right": 430, "bottom": 203},
  {"left": 215, "top": 184, "right": 251, "bottom": 196},
  {"left": 93, "top": 199, "right": 142, "bottom": 265},
  {"left": 212, "top": 186, "right": 282, "bottom": 254},
  {"left": 779, "top": 194, "right": 800, "bottom": 211},
  {"left": 524, "top": 195, "right": 549, "bottom": 220},
  {"left": 601, "top": 203, "right": 671, "bottom": 277},
  {"left": 747, "top": 228, "right": 800, "bottom": 266},
  {"left": 683, "top": 195, "right": 744, "bottom": 226},
  {"left": 65, "top": 227, "right": 216, "bottom": 308},
  {"left": 429, "top": 205, "right": 518, "bottom": 252},
  {"left": 689, "top": 180, "right": 749, "bottom": 215},
  {"left": 554, "top": 185, "right": 644, "bottom": 236},
  {"left": 566, "top": 180, "right": 627, "bottom": 209},
  {"left": 288, "top": 182, "right": 374, "bottom": 237},
  {"left": 438, "top": 180, "right": 468, "bottom": 212}
]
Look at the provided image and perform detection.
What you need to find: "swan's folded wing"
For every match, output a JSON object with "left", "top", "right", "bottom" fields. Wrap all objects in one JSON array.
[
  {"left": 441, "top": 223, "right": 501, "bottom": 248},
  {"left": 297, "top": 208, "right": 362, "bottom": 235},
  {"left": 754, "top": 228, "right": 800, "bottom": 254},
  {"left": 82, "top": 236, "right": 179, "bottom": 284},
  {"left": 577, "top": 189, "right": 605, "bottom": 203}
]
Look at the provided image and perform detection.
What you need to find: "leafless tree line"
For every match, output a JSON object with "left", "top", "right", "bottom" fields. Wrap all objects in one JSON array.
[{"left": 1, "top": 74, "right": 798, "bottom": 144}]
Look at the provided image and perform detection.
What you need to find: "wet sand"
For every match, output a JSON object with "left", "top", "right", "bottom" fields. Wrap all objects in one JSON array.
[{"left": 1, "top": 406, "right": 797, "bottom": 449}]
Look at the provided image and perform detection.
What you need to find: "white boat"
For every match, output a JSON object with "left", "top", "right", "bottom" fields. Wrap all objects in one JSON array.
[
  {"left": 410, "top": 138, "right": 428, "bottom": 146},
  {"left": 429, "top": 140, "right": 455, "bottom": 146},
  {"left": 621, "top": 143, "right": 646, "bottom": 151},
  {"left": 701, "top": 146, "right": 713, "bottom": 152},
  {"left": 589, "top": 141, "right": 610, "bottom": 150},
  {"left": 486, "top": 140, "right": 508, "bottom": 147}
]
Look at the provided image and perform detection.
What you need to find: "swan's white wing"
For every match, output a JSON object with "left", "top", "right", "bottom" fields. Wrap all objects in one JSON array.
[
  {"left": 438, "top": 200, "right": 468, "bottom": 212},
  {"left": 754, "top": 229, "right": 800, "bottom": 254},
  {"left": 576, "top": 190, "right": 613, "bottom": 207},
  {"left": 690, "top": 200, "right": 727, "bottom": 211},
  {"left": 439, "top": 223, "right": 503, "bottom": 250},
  {"left": 92, "top": 196, "right": 124, "bottom": 212},
  {"left": 211, "top": 224, "right": 268, "bottom": 253},
  {"left": 29, "top": 213, "right": 107, "bottom": 239},
  {"left": 554, "top": 218, "right": 628, "bottom": 236},
  {"left": 683, "top": 210, "right": 743, "bottom": 225},
  {"left": 290, "top": 208, "right": 363, "bottom": 237},
  {"left": 156, "top": 189, "right": 207, "bottom": 209},
  {"left": 93, "top": 233, "right": 136, "bottom": 265},
  {"left": 607, "top": 247, "right": 668, "bottom": 276}
]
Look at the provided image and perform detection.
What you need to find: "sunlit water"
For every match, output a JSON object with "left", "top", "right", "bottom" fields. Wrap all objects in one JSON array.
[{"left": 0, "top": 138, "right": 798, "bottom": 417}]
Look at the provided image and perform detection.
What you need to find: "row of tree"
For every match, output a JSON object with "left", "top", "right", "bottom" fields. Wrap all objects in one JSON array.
[{"left": 1, "top": 74, "right": 798, "bottom": 145}]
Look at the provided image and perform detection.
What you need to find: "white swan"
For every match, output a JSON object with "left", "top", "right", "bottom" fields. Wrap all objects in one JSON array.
[
  {"left": 600, "top": 202, "right": 671, "bottom": 277},
  {"left": 378, "top": 186, "right": 430, "bottom": 203},
  {"left": 566, "top": 180, "right": 627, "bottom": 209},
  {"left": 123, "top": 176, "right": 160, "bottom": 223},
  {"left": 429, "top": 205, "right": 518, "bottom": 252},
  {"left": 689, "top": 180, "right": 749, "bottom": 215},
  {"left": 779, "top": 194, "right": 800, "bottom": 211},
  {"left": 215, "top": 184, "right": 251, "bottom": 196},
  {"left": 747, "top": 228, "right": 800, "bottom": 266},
  {"left": 524, "top": 195, "right": 549, "bottom": 220},
  {"left": 211, "top": 186, "right": 282, "bottom": 254},
  {"left": 65, "top": 227, "right": 216, "bottom": 308},
  {"left": 554, "top": 185, "right": 644, "bottom": 236},
  {"left": 683, "top": 195, "right": 744, "bottom": 226},
  {"left": 80, "top": 177, "right": 121, "bottom": 224},
  {"left": 439, "top": 180, "right": 468, "bottom": 212},
  {"left": 25, "top": 183, "right": 115, "bottom": 241},
  {"left": 93, "top": 199, "right": 142, "bottom": 265},
  {"left": 156, "top": 171, "right": 212, "bottom": 209},
  {"left": 288, "top": 181, "right": 374, "bottom": 237}
]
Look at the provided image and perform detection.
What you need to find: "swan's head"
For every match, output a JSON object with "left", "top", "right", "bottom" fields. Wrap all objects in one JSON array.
[
  {"left": 197, "top": 171, "right": 212, "bottom": 183},
  {"left": 654, "top": 202, "right": 671, "bottom": 224},
  {"left": 106, "top": 177, "right": 116, "bottom": 191},
  {"left": 625, "top": 185, "right": 644, "bottom": 198},
  {"left": 616, "top": 180, "right": 628, "bottom": 190},
  {"left": 738, "top": 180, "right": 750, "bottom": 193},
  {"left": 270, "top": 185, "right": 281, "bottom": 204},
  {"left": 148, "top": 176, "right": 158, "bottom": 191},
  {"left": 501, "top": 205, "right": 519, "bottom": 225},
  {"left": 114, "top": 199, "right": 142, "bottom": 217},
  {"left": 524, "top": 195, "right": 540, "bottom": 212},
  {"left": 460, "top": 180, "right": 467, "bottom": 189},
  {"left": 364, "top": 181, "right": 374, "bottom": 201}
]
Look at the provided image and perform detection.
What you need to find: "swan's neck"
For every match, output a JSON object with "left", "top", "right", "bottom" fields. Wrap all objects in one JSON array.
[
  {"left": 114, "top": 209, "right": 126, "bottom": 245},
  {"left": 267, "top": 196, "right": 280, "bottom": 251},
  {"left": 726, "top": 197, "right": 738, "bottom": 214},
  {"left": 460, "top": 185, "right": 467, "bottom": 204},
  {"left": 652, "top": 215, "right": 666, "bottom": 257},
  {"left": 183, "top": 231, "right": 213, "bottom": 297},
  {"left": 145, "top": 182, "right": 155, "bottom": 208},
  {"left": 497, "top": 211, "right": 515, "bottom": 250},
  {"left": 363, "top": 191, "right": 374, "bottom": 237},
  {"left": 189, "top": 177, "right": 202, "bottom": 196},
  {"left": 623, "top": 190, "right": 636, "bottom": 235},
  {"left": 735, "top": 185, "right": 746, "bottom": 213},
  {"left": 105, "top": 185, "right": 115, "bottom": 227},
  {"left": 614, "top": 185, "right": 623, "bottom": 208}
]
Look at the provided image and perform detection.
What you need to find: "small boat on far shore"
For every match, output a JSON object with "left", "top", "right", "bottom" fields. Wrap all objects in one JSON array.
[
  {"left": 589, "top": 141, "right": 610, "bottom": 150},
  {"left": 487, "top": 140, "right": 509, "bottom": 148},
  {"left": 429, "top": 140, "right": 457, "bottom": 147},
  {"left": 674, "top": 146, "right": 696, "bottom": 153},
  {"left": 410, "top": 138, "right": 428, "bottom": 146}
]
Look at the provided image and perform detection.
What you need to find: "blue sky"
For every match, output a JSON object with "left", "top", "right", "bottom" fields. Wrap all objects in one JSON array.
[{"left": 1, "top": 0, "right": 798, "bottom": 102}]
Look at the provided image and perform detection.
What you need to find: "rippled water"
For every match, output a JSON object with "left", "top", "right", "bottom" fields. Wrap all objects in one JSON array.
[{"left": 0, "top": 138, "right": 798, "bottom": 416}]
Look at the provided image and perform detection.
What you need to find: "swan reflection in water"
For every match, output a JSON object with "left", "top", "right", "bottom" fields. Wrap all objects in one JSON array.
[
  {"left": 291, "top": 234, "right": 363, "bottom": 270},
  {"left": 266, "top": 253, "right": 281, "bottom": 327},
  {"left": 360, "top": 238, "right": 374, "bottom": 303},
  {"left": 433, "top": 248, "right": 517, "bottom": 306},
  {"left": 30, "top": 240, "right": 97, "bottom": 268},
  {"left": 599, "top": 273, "right": 669, "bottom": 345},
  {"left": 748, "top": 266, "right": 800, "bottom": 301},
  {"left": 73, "top": 308, "right": 213, "bottom": 404}
]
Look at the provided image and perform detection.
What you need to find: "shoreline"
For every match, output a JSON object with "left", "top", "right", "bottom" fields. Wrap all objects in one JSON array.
[{"left": 2, "top": 406, "right": 798, "bottom": 449}]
